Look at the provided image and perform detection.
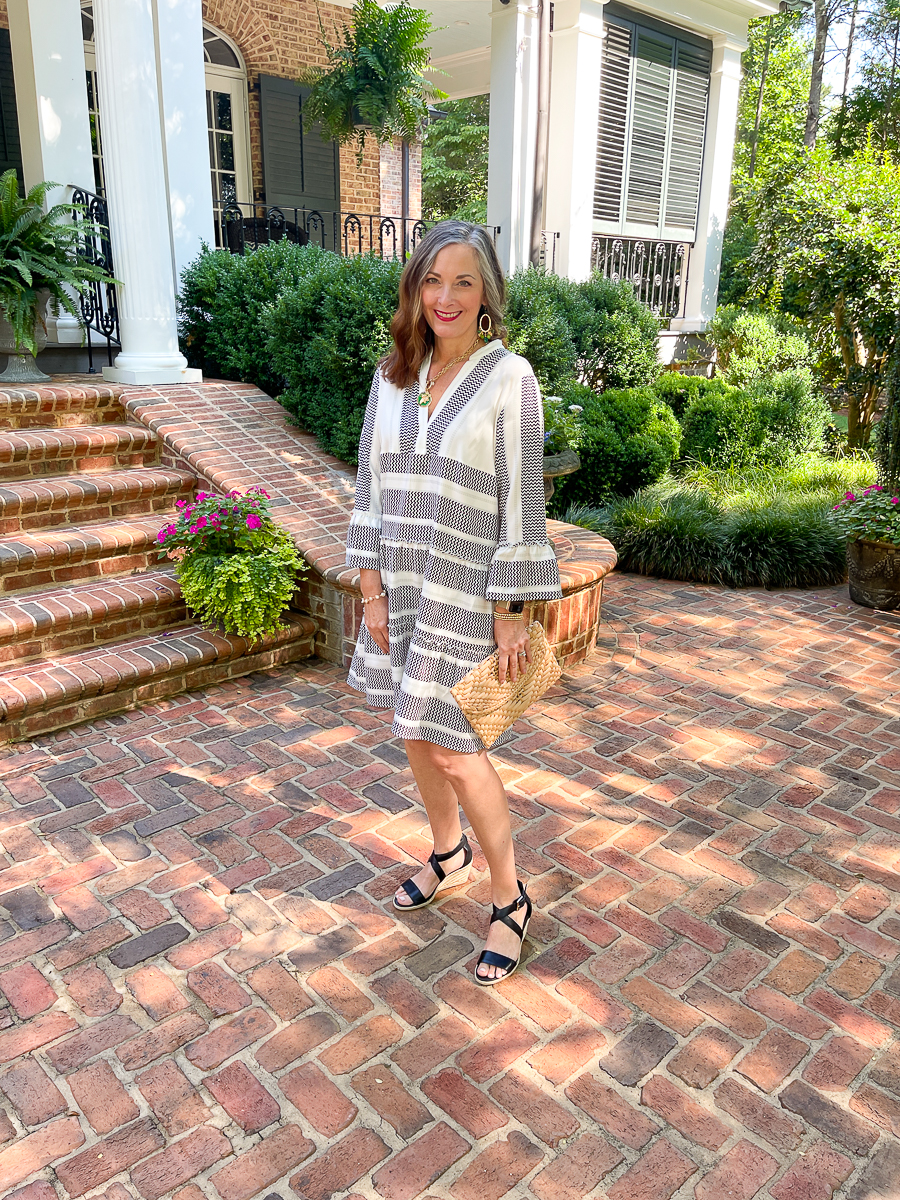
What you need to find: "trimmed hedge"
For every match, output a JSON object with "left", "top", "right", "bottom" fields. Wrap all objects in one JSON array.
[
  {"left": 553, "top": 383, "right": 682, "bottom": 507},
  {"left": 266, "top": 253, "right": 402, "bottom": 465}
]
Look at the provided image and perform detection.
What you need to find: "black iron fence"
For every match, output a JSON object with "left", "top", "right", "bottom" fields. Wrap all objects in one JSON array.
[
  {"left": 590, "top": 236, "right": 689, "bottom": 318},
  {"left": 215, "top": 202, "right": 432, "bottom": 260},
  {"left": 71, "top": 187, "right": 121, "bottom": 370},
  {"left": 540, "top": 230, "right": 560, "bottom": 273}
]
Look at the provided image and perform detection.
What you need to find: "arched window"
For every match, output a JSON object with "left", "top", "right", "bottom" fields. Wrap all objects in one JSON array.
[{"left": 80, "top": 6, "right": 251, "bottom": 216}]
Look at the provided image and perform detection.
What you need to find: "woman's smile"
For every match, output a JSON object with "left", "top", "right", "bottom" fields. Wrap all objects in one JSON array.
[{"left": 434, "top": 309, "right": 462, "bottom": 323}]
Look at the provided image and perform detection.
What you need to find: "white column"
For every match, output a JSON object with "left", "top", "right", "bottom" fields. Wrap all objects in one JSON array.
[
  {"left": 544, "top": 0, "right": 604, "bottom": 280},
  {"left": 93, "top": 0, "right": 199, "bottom": 384},
  {"left": 486, "top": 0, "right": 539, "bottom": 274},
  {"left": 154, "top": 0, "right": 215, "bottom": 288},
  {"left": 670, "top": 36, "right": 744, "bottom": 332},
  {"left": 7, "top": 0, "right": 95, "bottom": 344}
]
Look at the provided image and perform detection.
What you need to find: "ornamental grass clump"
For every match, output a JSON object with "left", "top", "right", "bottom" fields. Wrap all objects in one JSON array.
[
  {"left": 157, "top": 487, "right": 306, "bottom": 641},
  {"left": 832, "top": 485, "right": 900, "bottom": 546}
]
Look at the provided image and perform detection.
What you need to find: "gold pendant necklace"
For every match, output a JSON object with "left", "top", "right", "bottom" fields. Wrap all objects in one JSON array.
[{"left": 418, "top": 338, "right": 481, "bottom": 409}]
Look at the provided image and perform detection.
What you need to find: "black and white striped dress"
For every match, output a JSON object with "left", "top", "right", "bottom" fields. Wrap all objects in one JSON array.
[{"left": 346, "top": 341, "right": 563, "bottom": 753}]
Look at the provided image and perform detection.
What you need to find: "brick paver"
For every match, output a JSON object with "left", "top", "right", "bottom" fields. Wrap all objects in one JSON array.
[{"left": 0, "top": 573, "right": 899, "bottom": 1198}]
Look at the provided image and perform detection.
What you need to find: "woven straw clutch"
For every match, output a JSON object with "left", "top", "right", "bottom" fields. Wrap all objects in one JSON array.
[{"left": 451, "top": 621, "right": 561, "bottom": 750}]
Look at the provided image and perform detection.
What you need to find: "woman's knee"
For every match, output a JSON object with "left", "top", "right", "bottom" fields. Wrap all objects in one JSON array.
[{"left": 413, "top": 741, "right": 483, "bottom": 783}]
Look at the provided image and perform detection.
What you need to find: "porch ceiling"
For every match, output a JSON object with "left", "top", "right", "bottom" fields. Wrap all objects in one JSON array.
[{"left": 424, "top": 0, "right": 492, "bottom": 99}]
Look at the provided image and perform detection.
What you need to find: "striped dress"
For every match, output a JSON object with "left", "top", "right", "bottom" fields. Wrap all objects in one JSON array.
[{"left": 346, "top": 340, "right": 563, "bottom": 753}]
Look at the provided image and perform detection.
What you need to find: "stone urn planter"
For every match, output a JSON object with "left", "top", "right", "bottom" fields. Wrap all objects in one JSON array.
[
  {"left": 848, "top": 538, "right": 900, "bottom": 611},
  {"left": 0, "top": 292, "right": 52, "bottom": 384},
  {"left": 543, "top": 448, "right": 581, "bottom": 503}
]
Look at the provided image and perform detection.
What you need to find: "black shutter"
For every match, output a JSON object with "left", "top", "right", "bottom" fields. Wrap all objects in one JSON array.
[
  {"left": 259, "top": 74, "right": 340, "bottom": 216},
  {"left": 593, "top": 22, "right": 631, "bottom": 224},
  {"left": 0, "top": 30, "right": 23, "bottom": 188}
]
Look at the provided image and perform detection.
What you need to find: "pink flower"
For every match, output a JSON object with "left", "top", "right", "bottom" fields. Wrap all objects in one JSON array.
[
  {"left": 189, "top": 524, "right": 198, "bottom": 534},
  {"left": 175, "top": 499, "right": 187, "bottom": 509},
  {"left": 893, "top": 498, "right": 900, "bottom": 505},
  {"left": 246, "top": 515, "right": 262, "bottom": 530},
  {"left": 196, "top": 516, "right": 207, "bottom": 529},
  {"left": 196, "top": 492, "right": 208, "bottom": 501},
  {"left": 845, "top": 492, "right": 855, "bottom": 501},
  {"left": 157, "top": 529, "right": 168, "bottom": 543}
]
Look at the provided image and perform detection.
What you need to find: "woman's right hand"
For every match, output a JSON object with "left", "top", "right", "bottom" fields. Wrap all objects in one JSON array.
[{"left": 363, "top": 594, "right": 390, "bottom": 654}]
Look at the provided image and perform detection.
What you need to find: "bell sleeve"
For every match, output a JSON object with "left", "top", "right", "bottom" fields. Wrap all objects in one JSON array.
[
  {"left": 345, "top": 373, "right": 383, "bottom": 571},
  {"left": 486, "top": 369, "right": 563, "bottom": 602}
]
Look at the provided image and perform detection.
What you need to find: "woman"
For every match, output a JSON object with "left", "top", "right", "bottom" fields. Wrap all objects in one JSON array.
[{"left": 346, "top": 220, "right": 562, "bottom": 985}]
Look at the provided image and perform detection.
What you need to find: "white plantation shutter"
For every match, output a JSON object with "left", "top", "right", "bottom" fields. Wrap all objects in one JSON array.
[
  {"left": 593, "top": 11, "right": 711, "bottom": 241},
  {"left": 665, "top": 43, "right": 711, "bottom": 229},
  {"left": 593, "top": 22, "right": 631, "bottom": 223}
]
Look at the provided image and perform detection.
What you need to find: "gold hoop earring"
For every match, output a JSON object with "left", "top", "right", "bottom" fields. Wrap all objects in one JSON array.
[{"left": 479, "top": 312, "right": 493, "bottom": 342}]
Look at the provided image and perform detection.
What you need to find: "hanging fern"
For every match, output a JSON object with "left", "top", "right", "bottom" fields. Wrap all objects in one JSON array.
[{"left": 300, "top": 0, "right": 446, "bottom": 161}]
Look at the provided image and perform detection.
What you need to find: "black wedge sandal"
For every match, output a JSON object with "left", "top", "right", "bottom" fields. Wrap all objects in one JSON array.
[
  {"left": 393, "top": 833, "right": 473, "bottom": 911},
  {"left": 475, "top": 880, "right": 532, "bottom": 987}
]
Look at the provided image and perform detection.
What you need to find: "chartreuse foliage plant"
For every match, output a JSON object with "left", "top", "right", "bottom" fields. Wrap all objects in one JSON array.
[
  {"left": 158, "top": 487, "right": 306, "bottom": 641},
  {"left": 0, "top": 170, "right": 116, "bottom": 355}
]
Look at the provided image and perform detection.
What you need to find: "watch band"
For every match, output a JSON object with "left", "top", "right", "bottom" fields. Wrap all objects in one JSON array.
[{"left": 493, "top": 600, "right": 525, "bottom": 615}]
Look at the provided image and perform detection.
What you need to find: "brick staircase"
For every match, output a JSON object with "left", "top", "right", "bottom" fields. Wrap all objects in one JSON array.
[{"left": 0, "top": 379, "right": 316, "bottom": 741}]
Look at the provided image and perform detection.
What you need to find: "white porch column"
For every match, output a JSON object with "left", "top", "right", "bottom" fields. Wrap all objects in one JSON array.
[
  {"left": 7, "top": 0, "right": 95, "bottom": 344},
  {"left": 544, "top": 0, "right": 604, "bottom": 280},
  {"left": 93, "top": 0, "right": 199, "bottom": 384},
  {"left": 486, "top": 0, "right": 540, "bottom": 274},
  {"left": 155, "top": 0, "right": 215, "bottom": 287},
  {"left": 670, "top": 36, "right": 744, "bottom": 332}
]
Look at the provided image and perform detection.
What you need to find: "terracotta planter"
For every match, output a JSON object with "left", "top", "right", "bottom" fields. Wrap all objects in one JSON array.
[
  {"left": 847, "top": 538, "right": 900, "bottom": 611},
  {"left": 543, "top": 448, "right": 581, "bottom": 503},
  {"left": 0, "top": 292, "right": 52, "bottom": 383}
]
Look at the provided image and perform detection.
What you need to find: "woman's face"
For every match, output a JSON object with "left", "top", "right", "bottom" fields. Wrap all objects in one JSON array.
[{"left": 420, "top": 243, "right": 485, "bottom": 349}]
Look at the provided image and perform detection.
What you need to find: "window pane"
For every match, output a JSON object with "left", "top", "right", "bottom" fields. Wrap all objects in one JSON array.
[
  {"left": 215, "top": 92, "right": 233, "bottom": 132},
  {"left": 203, "top": 30, "right": 240, "bottom": 69},
  {"left": 217, "top": 131, "right": 235, "bottom": 172}
]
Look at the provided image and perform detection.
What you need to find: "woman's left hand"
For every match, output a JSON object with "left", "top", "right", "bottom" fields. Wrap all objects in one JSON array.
[{"left": 495, "top": 618, "right": 530, "bottom": 684}]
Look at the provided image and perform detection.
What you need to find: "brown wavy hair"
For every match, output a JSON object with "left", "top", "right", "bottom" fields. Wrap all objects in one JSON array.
[{"left": 382, "top": 220, "right": 507, "bottom": 388}]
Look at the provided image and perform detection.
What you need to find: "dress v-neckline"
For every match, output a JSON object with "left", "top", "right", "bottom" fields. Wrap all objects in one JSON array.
[{"left": 420, "top": 342, "right": 493, "bottom": 427}]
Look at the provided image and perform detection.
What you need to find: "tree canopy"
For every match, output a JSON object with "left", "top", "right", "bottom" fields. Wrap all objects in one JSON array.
[
  {"left": 421, "top": 95, "right": 489, "bottom": 223},
  {"left": 745, "top": 142, "right": 900, "bottom": 445}
]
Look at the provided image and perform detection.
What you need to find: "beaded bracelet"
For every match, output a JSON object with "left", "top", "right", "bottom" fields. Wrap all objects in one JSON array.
[
  {"left": 493, "top": 611, "right": 525, "bottom": 621},
  {"left": 361, "top": 590, "right": 387, "bottom": 606}
]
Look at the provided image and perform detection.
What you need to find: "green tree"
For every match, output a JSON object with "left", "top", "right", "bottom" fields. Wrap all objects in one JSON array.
[
  {"left": 746, "top": 141, "right": 900, "bottom": 446},
  {"left": 720, "top": 14, "right": 811, "bottom": 305},
  {"left": 830, "top": 0, "right": 900, "bottom": 156},
  {"left": 421, "top": 95, "right": 489, "bottom": 223}
]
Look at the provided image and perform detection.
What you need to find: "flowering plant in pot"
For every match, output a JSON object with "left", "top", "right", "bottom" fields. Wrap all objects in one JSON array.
[
  {"left": 832, "top": 485, "right": 900, "bottom": 610},
  {"left": 300, "top": 0, "right": 445, "bottom": 163},
  {"left": 158, "top": 487, "right": 307, "bottom": 639},
  {"left": 0, "top": 170, "right": 116, "bottom": 383}
]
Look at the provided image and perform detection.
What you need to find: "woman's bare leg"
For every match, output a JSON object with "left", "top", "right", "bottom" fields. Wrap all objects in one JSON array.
[{"left": 396, "top": 739, "right": 526, "bottom": 981}]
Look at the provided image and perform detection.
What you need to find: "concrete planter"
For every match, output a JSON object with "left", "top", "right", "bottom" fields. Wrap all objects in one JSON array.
[
  {"left": 543, "top": 448, "right": 581, "bottom": 502},
  {"left": 848, "top": 538, "right": 900, "bottom": 611},
  {"left": 0, "top": 292, "right": 52, "bottom": 383}
]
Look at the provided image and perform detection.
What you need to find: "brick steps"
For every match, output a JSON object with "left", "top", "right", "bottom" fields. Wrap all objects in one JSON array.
[
  {"left": 0, "top": 424, "right": 159, "bottom": 480},
  {"left": 0, "top": 377, "right": 319, "bottom": 740},
  {"left": 0, "top": 515, "right": 168, "bottom": 593},
  {"left": 0, "top": 379, "right": 126, "bottom": 428},
  {"left": 0, "top": 569, "right": 186, "bottom": 664},
  {"left": 0, "top": 611, "right": 317, "bottom": 740},
  {"left": 0, "top": 467, "right": 196, "bottom": 534}
]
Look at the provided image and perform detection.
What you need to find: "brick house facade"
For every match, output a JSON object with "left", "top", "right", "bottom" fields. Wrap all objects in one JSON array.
[{"left": 0, "top": 0, "right": 421, "bottom": 223}]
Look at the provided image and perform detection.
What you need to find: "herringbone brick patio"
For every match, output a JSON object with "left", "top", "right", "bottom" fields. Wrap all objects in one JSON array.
[{"left": 0, "top": 573, "right": 899, "bottom": 1200}]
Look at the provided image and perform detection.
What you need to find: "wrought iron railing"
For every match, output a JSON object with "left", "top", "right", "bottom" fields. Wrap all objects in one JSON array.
[
  {"left": 590, "top": 236, "right": 689, "bottom": 318},
  {"left": 540, "top": 230, "right": 560, "bottom": 273},
  {"left": 215, "top": 202, "right": 430, "bottom": 261},
  {"left": 71, "top": 187, "right": 121, "bottom": 370}
]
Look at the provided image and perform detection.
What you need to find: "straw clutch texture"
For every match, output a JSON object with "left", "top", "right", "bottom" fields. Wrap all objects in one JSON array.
[{"left": 451, "top": 622, "right": 561, "bottom": 750}]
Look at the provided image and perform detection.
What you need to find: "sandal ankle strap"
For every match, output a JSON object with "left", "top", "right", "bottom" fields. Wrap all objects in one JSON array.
[{"left": 428, "top": 833, "right": 470, "bottom": 884}]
